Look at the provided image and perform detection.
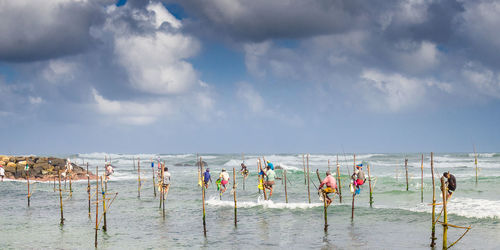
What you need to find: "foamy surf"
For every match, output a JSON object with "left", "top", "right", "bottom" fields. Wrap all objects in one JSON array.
[
  {"left": 205, "top": 196, "right": 323, "bottom": 209},
  {"left": 407, "top": 197, "right": 500, "bottom": 219}
]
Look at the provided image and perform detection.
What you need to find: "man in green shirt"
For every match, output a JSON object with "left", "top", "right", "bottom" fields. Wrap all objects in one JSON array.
[{"left": 263, "top": 165, "right": 277, "bottom": 197}]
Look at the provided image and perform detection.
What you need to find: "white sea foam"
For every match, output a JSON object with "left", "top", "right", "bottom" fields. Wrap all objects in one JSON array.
[
  {"left": 407, "top": 197, "right": 500, "bottom": 219},
  {"left": 205, "top": 196, "right": 323, "bottom": 209}
]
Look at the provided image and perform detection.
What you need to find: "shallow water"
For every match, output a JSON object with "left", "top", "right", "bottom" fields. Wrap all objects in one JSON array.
[{"left": 1, "top": 153, "right": 499, "bottom": 249}]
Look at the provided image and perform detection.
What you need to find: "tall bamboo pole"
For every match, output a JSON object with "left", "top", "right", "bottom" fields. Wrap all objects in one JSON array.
[
  {"left": 303, "top": 154, "right": 306, "bottom": 185},
  {"left": 95, "top": 166, "right": 99, "bottom": 248},
  {"left": 162, "top": 162, "right": 165, "bottom": 218},
  {"left": 351, "top": 193, "right": 355, "bottom": 221},
  {"left": 260, "top": 159, "right": 268, "bottom": 201},
  {"left": 284, "top": 170, "right": 288, "bottom": 203},
  {"left": 87, "top": 162, "right": 91, "bottom": 217},
  {"left": 69, "top": 171, "right": 73, "bottom": 198},
  {"left": 421, "top": 154, "right": 424, "bottom": 203},
  {"left": 151, "top": 160, "right": 156, "bottom": 197},
  {"left": 336, "top": 155, "right": 342, "bottom": 203},
  {"left": 307, "top": 154, "right": 311, "bottom": 203},
  {"left": 200, "top": 157, "right": 206, "bottom": 236},
  {"left": 405, "top": 158, "right": 409, "bottom": 191},
  {"left": 233, "top": 167, "right": 237, "bottom": 227},
  {"left": 26, "top": 158, "right": 30, "bottom": 207},
  {"left": 101, "top": 176, "right": 107, "bottom": 232},
  {"left": 474, "top": 145, "right": 478, "bottom": 184},
  {"left": 316, "top": 169, "right": 327, "bottom": 231},
  {"left": 137, "top": 157, "right": 141, "bottom": 198},
  {"left": 430, "top": 152, "right": 436, "bottom": 247},
  {"left": 441, "top": 176, "right": 448, "bottom": 249},
  {"left": 58, "top": 170, "right": 64, "bottom": 225},
  {"left": 353, "top": 154, "right": 356, "bottom": 172},
  {"left": 368, "top": 164, "right": 373, "bottom": 207}
]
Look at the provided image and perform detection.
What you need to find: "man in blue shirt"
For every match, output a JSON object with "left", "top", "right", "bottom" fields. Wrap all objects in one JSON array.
[
  {"left": 266, "top": 160, "right": 274, "bottom": 170},
  {"left": 203, "top": 168, "right": 212, "bottom": 188}
]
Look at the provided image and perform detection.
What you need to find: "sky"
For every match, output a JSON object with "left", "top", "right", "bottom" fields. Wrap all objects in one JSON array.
[{"left": 0, "top": 0, "right": 499, "bottom": 154}]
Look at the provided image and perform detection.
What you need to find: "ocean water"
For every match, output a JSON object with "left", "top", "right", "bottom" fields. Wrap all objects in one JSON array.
[{"left": 1, "top": 153, "right": 499, "bottom": 249}]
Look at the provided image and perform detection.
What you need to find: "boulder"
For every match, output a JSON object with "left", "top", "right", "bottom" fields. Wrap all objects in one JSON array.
[
  {"left": 35, "top": 157, "right": 48, "bottom": 164},
  {"left": 4, "top": 163, "right": 16, "bottom": 173},
  {"left": 15, "top": 156, "right": 26, "bottom": 162},
  {"left": 33, "top": 163, "right": 50, "bottom": 175},
  {"left": 6, "top": 161, "right": 17, "bottom": 169},
  {"left": 0, "top": 161, "right": 5, "bottom": 166},
  {"left": 0, "top": 156, "right": 9, "bottom": 162},
  {"left": 48, "top": 157, "right": 66, "bottom": 168}
]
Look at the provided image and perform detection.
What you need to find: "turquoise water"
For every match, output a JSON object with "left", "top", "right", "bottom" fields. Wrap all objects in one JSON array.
[{"left": 1, "top": 153, "right": 499, "bottom": 249}]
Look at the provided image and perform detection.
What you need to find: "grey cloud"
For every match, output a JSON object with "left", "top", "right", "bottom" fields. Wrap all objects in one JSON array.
[{"left": 0, "top": 0, "right": 106, "bottom": 62}]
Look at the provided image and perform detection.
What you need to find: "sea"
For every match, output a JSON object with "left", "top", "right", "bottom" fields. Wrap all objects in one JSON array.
[{"left": 1, "top": 153, "right": 499, "bottom": 249}]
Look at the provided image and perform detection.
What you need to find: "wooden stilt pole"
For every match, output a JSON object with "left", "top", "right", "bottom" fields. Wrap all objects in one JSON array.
[
  {"left": 162, "top": 162, "right": 165, "bottom": 218},
  {"left": 441, "top": 176, "right": 448, "bottom": 250},
  {"left": 95, "top": 166, "right": 99, "bottom": 248},
  {"left": 152, "top": 159, "right": 156, "bottom": 197},
  {"left": 336, "top": 155, "right": 342, "bottom": 203},
  {"left": 284, "top": 170, "right": 288, "bottom": 203},
  {"left": 159, "top": 163, "right": 164, "bottom": 209},
  {"left": 405, "top": 158, "right": 409, "bottom": 191},
  {"left": 368, "top": 164, "right": 373, "bottom": 207},
  {"left": 353, "top": 154, "right": 356, "bottom": 172},
  {"left": 53, "top": 176, "right": 56, "bottom": 192},
  {"left": 316, "top": 169, "right": 327, "bottom": 231},
  {"left": 69, "top": 171, "right": 73, "bottom": 198},
  {"left": 233, "top": 167, "right": 237, "bottom": 227},
  {"left": 421, "top": 154, "right": 424, "bottom": 203},
  {"left": 351, "top": 193, "right": 355, "bottom": 221},
  {"left": 430, "top": 152, "right": 436, "bottom": 247},
  {"left": 474, "top": 145, "right": 478, "bottom": 184},
  {"left": 260, "top": 159, "right": 267, "bottom": 201},
  {"left": 307, "top": 154, "right": 311, "bottom": 203},
  {"left": 27, "top": 158, "right": 30, "bottom": 207},
  {"left": 58, "top": 170, "right": 64, "bottom": 225},
  {"left": 200, "top": 158, "right": 206, "bottom": 236},
  {"left": 303, "top": 154, "right": 306, "bottom": 185},
  {"left": 87, "top": 162, "right": 91, "bottom": 218},
  {"left": 101, "top": 176, "right": 107, "bottom": 232},
  {"left": 137, "top": 157, "right": 141, "bottom": 198}
]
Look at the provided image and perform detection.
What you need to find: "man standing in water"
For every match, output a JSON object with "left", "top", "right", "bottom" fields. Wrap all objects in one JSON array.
[
  {"left": 318, "top": 170, "right": 337, "bottom": 206},
  {"left": 443, "top": 172, "right": 456, "bottom": 200},
  {"left": 240, "top": 163, "right": 249, "bottom": 178},
  {"left": 266, "top": 160, "right": 274, "bottom": 170},
  {"left": 162, "top": 167, "right": 171, "bottom": 199},
  {"left": 352, "top": 164, "right": 366, "bottom": 195},
  {"left": 218, "top": 168, "right": 230, "bottom": 193},
  {"left": 262, "top": 165, "right": 277, "bottom": 197},
  {"left": 203, "top": 168, "right": 212, "bottom": 188},
  {"left": 105, "top": 163, "right": 114, "bottom": 181}
]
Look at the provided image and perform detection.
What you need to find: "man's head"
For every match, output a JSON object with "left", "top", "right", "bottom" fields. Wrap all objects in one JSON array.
[
  {"left": 266, "top": 165, "right": 270, "bottom": 170},
  {"left": 267, "top": 160, "right": 270, "bottom": 164},
  {"left": 241, "top": 163, "right": 245, "bottom": 167},
  {"left": 164, "top": 167, "right": 168, "bottom": 171},
  {"left": 206, "top": 168, "right": 209, "bottom": 172},
  {"left": 326, "top": 170, "right": 331, "bottom": 176},
  {"left": 222, "top": 168, "right": 226, "bottom": 172},
  {"left": 443, "top": 172, "right": 450, "bottom": 178}
]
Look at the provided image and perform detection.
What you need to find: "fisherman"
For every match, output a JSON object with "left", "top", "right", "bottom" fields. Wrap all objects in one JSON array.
[
  {"left": 352, "top": 164, "right": 366, "bottom": 195},
  {"left": 240, "top": 163, "right": 249, "bottom": 178},
  {"left": 218, "top": 168, "right": 230, "bottom": 193},
  {"left": 0, "top": 164, "right": 4, "bottom": 182},
  {"left": 162, "top": 167, "right": 171, "bottom": 199},
  {"left": 262, "top": 165, "right": 277, "bottom": 197},
  {"left": 105, "top": 163, "right": 114, "bottom": 181},
  {"left": 266, "top": 160, "right": 275, "bottom": 170},
  {"left": 443, "top": 171, "right": 456, "bottom": 200},
  {"left": 203, "top": 168, "right": 212, "bottom": 188},
  {"left": 318, "top": 170, "right": 337, "bottom": 206}
]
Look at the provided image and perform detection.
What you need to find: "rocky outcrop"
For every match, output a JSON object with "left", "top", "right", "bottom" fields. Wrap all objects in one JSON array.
[{"left": 0, "top": 155, "right": 92, "bottom": 180}]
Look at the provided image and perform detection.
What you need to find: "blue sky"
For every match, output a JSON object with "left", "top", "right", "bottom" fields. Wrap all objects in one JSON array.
[{"left": 0, "top": 0, "right": 499, "bottom": 154}]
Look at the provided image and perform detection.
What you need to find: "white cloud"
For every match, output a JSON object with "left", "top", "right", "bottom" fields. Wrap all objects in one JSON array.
[
  {"left": 42, "top": 59, "right": 77, "bottom": 83},
  {"left": 146, "top": 2, "right": 182, "bottom": 29},
  {"left": 462, "top": 62, "right": 500, "bottom": 98},
  {"left": 106, "top": 2, "right": 201, "bottom": 95},
  {"left": 360, "top": 69, "right": 452, "bottom": 112},
  {"left": 92, "top": 88, "right": 172, "bottom": 125},
  {"left": 236, "top": 82, "right": 265, "bottom": 113},
  {"left": 393, "top": 40, "right": 440, "bottom": 73}
]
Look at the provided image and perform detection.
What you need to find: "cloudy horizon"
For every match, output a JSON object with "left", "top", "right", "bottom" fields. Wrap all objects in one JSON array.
[{"left": 0, "top": 0, "right": 499, "bottom": 155}]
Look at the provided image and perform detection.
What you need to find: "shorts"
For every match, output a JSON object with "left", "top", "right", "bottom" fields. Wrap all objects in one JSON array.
[
  {"left": 265, "top": 181, "right": 275, "bottom": 187},
  {"left": 448, "top": 189, "right": 454, "bottom": 195},
  {"left": 221, "top": 180, "right": 229, "bottom": 185},
  {"left": 323, "top": 187, "right": 336, "bottom": 193},
  {"left": 356, "top": 179, "right": 364, "bottom": 186}
]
